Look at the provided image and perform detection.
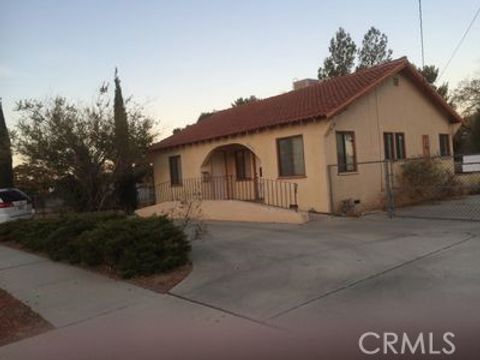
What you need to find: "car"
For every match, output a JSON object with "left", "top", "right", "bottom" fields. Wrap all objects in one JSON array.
[{"left": 0, "top": 188, "right": 35, "bottom": 224}]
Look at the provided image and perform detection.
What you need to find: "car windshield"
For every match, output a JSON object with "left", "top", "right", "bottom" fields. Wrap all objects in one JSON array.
[{"left": 0, "top": 190, "right": 28, "bottom": 203}]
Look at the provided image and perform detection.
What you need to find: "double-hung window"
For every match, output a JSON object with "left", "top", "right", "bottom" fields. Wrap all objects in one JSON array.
[
  {"left": 169, "top": 155, "right": 182, "bottom": 186},
  {"left": 277, "top": 135, "right": 306, "bottom": 177},
  {"left": 336, "top": 131, "right": 357, "bottom": 173},
  {"left": 383, "top": 132, "right": 406, "bottom": 160}
]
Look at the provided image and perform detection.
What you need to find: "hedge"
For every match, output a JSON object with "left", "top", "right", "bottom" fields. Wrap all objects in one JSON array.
[{"left": 0, "top": 213, "right": 190, "bottom": 278}]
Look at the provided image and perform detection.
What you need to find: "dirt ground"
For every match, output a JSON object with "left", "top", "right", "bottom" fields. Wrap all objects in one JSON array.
[{"left": 0, "top": 288, "right": 53, "bottom": 346}]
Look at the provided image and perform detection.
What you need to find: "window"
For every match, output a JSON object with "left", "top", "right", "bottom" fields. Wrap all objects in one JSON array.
[
  {"left": 384, "top": 132, "right": 394, "bottom": 160},
  {"left": 422, "top": 135, "right": 430, "bottom": 157},
  {"left": 0, "top": 190, "right": 29, "bottom": 203},
  {"left": 439, "top": 134, "right": 451, "bottom": 156},
  {"left": 383, "top": 132, "right": 406, "bottom": 160},
  {"left": 395, "top": 133, "right": 406, "bottom": 160},
  {"left": 277, "top": 135, "right": 306, "bottom": 177},
  {"left": 235, "top": 150, "right": 251, "bottom": 180},
  {"left": 336, "top": 131, "right": 357, "bottom": 172},
  {"left": 169, "top": 155, "right": 182, "bottom": 185}
]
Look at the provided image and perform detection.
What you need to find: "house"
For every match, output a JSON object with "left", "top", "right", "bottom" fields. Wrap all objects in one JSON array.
[{"left": 146, "top": 57, "right": 462, "bottom": 220}]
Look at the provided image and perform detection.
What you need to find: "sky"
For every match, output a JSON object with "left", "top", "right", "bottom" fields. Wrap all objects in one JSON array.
[{"left": 1, "top": 0, "right": 479, "bottom": 140}]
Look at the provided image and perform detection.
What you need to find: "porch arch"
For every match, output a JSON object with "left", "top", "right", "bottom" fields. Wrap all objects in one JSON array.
[{"left": 200, "top": 143, "right": 262, "bottom": 201}]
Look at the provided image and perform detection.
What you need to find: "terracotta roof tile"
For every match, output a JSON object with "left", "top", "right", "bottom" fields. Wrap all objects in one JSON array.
[{"left": 151, "top": 57, "right": 462, "bottom": 151}]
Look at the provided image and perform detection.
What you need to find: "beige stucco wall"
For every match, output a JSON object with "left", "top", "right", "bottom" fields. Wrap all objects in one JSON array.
[
  {"left": 136, "top": 200, "right": 309, "bottom": 224},
  {"left": 151, "top": 120, "right": 331, "bottom": 212},
  {"left": 151, "top": 72, "right": 458, "bottom": 214},
  {"left": 324, "top": 73, "right": 458, "bottom": 212}
]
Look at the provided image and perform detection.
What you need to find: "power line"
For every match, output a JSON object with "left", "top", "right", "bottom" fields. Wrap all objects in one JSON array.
[
  {"left": 439, "top": 3, "right": 480, "bottom": 80},
  {"left": 418, "top": 0, "right": 425, "bottom": 68}
]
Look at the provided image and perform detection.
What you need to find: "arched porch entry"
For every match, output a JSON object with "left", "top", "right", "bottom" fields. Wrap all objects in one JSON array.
[{"left": 200, "top": 144, "right": 263, "bottom": 201}]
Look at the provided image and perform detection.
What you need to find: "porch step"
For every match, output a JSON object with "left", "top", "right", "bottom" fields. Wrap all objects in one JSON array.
[{"left": 136, "top": 200, "right": 309, "bottom": 224}]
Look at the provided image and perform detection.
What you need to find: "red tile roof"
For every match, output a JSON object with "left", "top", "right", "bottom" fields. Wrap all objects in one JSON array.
[{"left": 151, "top": 57, "right": 462, "bottom": 151}]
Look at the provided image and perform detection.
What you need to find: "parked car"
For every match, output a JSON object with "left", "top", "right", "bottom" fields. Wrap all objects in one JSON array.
[{"left": 0, "top": 188, "right": 35, "bottom": 224}]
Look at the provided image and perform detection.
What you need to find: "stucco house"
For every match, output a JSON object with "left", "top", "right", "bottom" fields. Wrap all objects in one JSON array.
[{"left": 146, "top": 57, "right": 462, "bottom": 220}]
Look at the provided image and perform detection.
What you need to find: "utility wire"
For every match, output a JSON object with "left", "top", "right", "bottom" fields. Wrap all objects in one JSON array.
[
  {"left": 418, "top": 0, "right": 425, "bottom": 68},
  {"left": 439, "top": 3, "right": 480, "bottom": 80}
]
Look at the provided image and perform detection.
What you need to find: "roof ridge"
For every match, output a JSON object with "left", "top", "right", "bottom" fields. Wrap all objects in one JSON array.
[
  {"left": 151, "top": 56, "right": 460, "bottom": 151},
  {"left": 193, "top": 58, "right": 408, "bottom": 124}
]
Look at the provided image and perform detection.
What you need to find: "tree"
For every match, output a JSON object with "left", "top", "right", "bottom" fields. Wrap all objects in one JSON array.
[
  {"left": 0, "top": 99, "right": 14, "bottom": 188},
  {"left": 357, "top": 27, "right": 393, "bottom": 70},
  {"left": 13, "top": 163, "right": 55, "bottom": 195},
  {"left": 231, "top": 96, "right": 258, "bottom": 107},
  {"left": 113, "top": 69, "right": 137, "bottom": 213},
  {"left": 197, "top": 111, "right": 215, "bottom": 122},
  {"left": 14, "top": 86, "right": 155, "bottom": 212},
  {"left": 452, "top": 75, "right": 480, "bottom": 154},
  {"left": 453, "top": 77, "right": 480, "bottom": 117},
  {"left": 317, "top": 27, "right": 357, "bottom": 80},
  {"left": 418, "top": 65, "right": 450, "bottom": 101}
]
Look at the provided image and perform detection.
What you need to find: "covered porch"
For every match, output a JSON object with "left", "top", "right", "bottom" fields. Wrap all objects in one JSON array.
[{"left": 154, "top": 144, "right": 298, "bottom": 210}]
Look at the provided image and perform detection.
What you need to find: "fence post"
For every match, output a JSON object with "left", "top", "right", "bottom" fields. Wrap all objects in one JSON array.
[
  {"left": 384, "top": 160, "right": 395, "bottom": 218},
  {"left": 293, "top": 183, "right": 298, "bottom": 211},
  {"left": 327, "top": 165, "right": 335, "bottom": 215}
]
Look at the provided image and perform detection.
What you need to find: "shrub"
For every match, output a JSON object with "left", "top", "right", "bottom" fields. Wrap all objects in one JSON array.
[
  {"left": 398, "top": 158, "right": 459, "bottom": 203},
  {"left": 81, "top": 216, "right": 190, "bottom": 278},
  {"left": 0, "top": 217, "right": 65, "bottom": 250},
  {"left": 0, "top": 213, "right": 190, "bottom": 278},
  {"left": 43, "top": 212, "right": 124, "bottom": 262}
]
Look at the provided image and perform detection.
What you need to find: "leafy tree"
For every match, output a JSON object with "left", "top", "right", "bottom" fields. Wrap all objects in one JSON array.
[
  {"left": 231, "top": 96, "right": 258, "bottom": 107},
  {"left": 317, "top": 27, "right": 357, "bottom": 80},
  {"left": 197, "top": 111, "right": 215, "bottom": 122},
  {"left": 418, "top": 65, "right": 450, "bottom": 101},
  {"left": 453, "top": 77, "right": 480, "bottom": 117},
  {"left": 13, "top": 163, "right": 55, "bottom": 195},
  {"left": 113, "top": 70, "right": 137, "bottom": 213},
  {"left": 452, "top": 75, "right": 480, "bottom": 154},
  {"left": 454, "top": 111, "right": 480, "bottom": 154},
  {"left": 14, "top": 86, "right": 155, "bottom": 212},
  {"left": 357, "top": 27, "right": 393, "bottom": 70},
  {"left": 0, "top": 99, "right": 14, "bottom": 188}
]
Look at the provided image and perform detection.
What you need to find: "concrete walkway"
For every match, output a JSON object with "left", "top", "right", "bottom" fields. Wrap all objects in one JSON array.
[
  {"left": 0, "top": 246, "right": 156, "bottom": 328},
  {"left": 0, "top": 245, "right": 268, "bottom": 359}
]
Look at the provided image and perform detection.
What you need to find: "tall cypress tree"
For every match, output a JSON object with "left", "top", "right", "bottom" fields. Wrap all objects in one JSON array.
[
  {"left": 113, "top": 70, "right": 137, "bottom": 213},
  {"left": 0, "top": 98, "right": 14, "bottom": 188}
]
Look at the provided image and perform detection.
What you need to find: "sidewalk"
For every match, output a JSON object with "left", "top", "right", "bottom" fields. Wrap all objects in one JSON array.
[
  {"left": 0, "top": 245, "right": 156, "bottom": 328},
  {"left": 0, "top": 245, "right": 268, "bottom": 360}
]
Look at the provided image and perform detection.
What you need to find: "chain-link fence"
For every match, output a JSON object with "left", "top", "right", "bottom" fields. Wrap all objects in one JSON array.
[
  {"left": 391, "top": 155, "right": 480, "bottom": 221},
  {"left": 328, "top": 155, "right": 480, "bottom": 221}
]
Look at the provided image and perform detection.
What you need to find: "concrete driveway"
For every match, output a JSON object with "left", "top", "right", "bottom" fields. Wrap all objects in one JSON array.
[
  {"left": 2, "top": 214, "right": 480, "bottom": 358},
  {"left": 172, "top": 215, "right": 480, "bottom": 323}
]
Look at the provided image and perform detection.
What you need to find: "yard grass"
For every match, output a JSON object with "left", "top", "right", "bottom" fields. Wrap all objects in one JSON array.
[{"left": 0, "top": 288, "right": 53, "bottom": 346}]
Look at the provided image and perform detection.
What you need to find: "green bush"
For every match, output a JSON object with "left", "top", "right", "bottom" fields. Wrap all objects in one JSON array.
[
  {"left": 0, "top": 217, "right": 65, "bottom": 250},
  {"left": 399, "top": 158, "right": 459, "bottom": 202},
  {"left": 80, "top": 217, "right": 190, "bottom": 278},
  {"left": 43, "top": 212, "right": 124, "bottom": 262},
  {"left": 0, "top": 213, "right": 190, "bottom": 278}
]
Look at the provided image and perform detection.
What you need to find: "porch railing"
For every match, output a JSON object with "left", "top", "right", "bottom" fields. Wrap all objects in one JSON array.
[{"left": 142, "top": 176, "right": 298, "bottom": 210}]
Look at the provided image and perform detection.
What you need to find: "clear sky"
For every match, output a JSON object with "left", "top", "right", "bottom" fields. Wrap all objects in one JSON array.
[{"left": 1, "top": 0, "right": 479, "bottom": 139}]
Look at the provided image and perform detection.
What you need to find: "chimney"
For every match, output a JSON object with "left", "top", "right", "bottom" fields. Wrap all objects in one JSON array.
[{"left": 293, "top": 78, "right": 320, "bottom": 90}]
